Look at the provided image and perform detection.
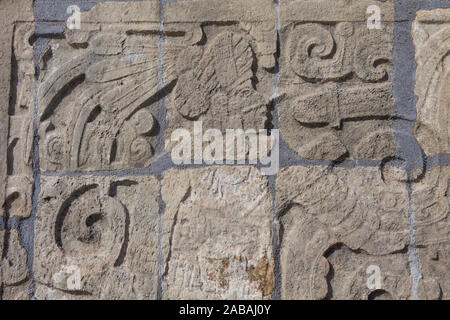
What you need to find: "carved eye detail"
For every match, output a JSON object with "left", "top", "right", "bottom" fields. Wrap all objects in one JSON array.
[
  {"left": 379, "top": 192, "right": 397, "bottom": 209},
  {"left": 211, "top": 92, "right": 228, "bottom": 107},
  {"left": 237, "top": 88, "right": 252, "bottom": 98}
]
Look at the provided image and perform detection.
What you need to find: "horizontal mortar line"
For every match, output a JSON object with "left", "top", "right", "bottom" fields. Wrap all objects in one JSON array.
[
  {"left": 280, "top": 19, "right": 399, "bottom": 23},
  {"left": 31, "top": 19, "right": 419, "bottom": 24},
  {"left": 280, "top": 159, "right": 383, "bottom": 168},
  {"left": 40, "top": 163, "right": 267, "bottom": 177},
  {"left": 425, "top": 153, "right": 450, "bottom": 168},
  {"left": 34, "top": 0, "right": 135, "bottom": 1},
  {"left": 32, "top": 19, "right": 413, "bottom": 24},
  {"left": 34, "top": 20, "right": 160, "bottom": 24},
  {"left": 279, "top": 155, "right": 445, "bottom": 170},
  {"left": 0, "top": 218, "right": 22, "bottom": 231},
  {"left": 38, "top": 152, "right": 446, "bottom": 177},
  {"left": 41, "top": 168, "right": 153, "bottom": 177},
  {"left": 39, "top": 158, "right": 419, "bottom": 177},
  {"left": 393, "top": 19, "right": 422, "bottom": 23}
]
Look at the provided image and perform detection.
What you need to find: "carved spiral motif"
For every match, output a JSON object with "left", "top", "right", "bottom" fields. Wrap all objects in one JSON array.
[
  {"left": 58, "top": 187, "right": 126, "bottom": 268},
  {"left": 45, "top": 134, "right": 64, "bottom": 164},
  {"left": 353, "top": 31, "right": 392, "bottom": 82},
  {"left": 131, "top": 109, "right": 155, "bottom": 136},
  {"left": 129, "top": 137, "right": 152, "bottom": 162},
  {"left": 122, "top": 108, "right": 155, "bottom": 164},
  {"left": 288, "top": 23, "right": 392, "bottom": 82},
  {"left": 288, "top": 23, "right": 353, "bottom": 80}
]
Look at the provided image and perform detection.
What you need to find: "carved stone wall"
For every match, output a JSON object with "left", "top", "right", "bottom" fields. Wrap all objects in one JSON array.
[{"left": 0, "top": 0, "right": 449, "bottom": 300}]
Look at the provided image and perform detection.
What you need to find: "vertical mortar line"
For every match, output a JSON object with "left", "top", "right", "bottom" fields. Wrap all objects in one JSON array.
[
  {"left": 155, "top": 0, "right": 166, "bottom": 301},
  {"left": 406, "top": 179, "right": 421, "bottom": 300},
  {"left": 23, "top": 33, "right": 47, "bottom": 300},
  {"left": 270, "top": 0, "right": 281, "bottom": 300},
  {"left": 393, "top": 0, "right": 422, "bottom": 299}
]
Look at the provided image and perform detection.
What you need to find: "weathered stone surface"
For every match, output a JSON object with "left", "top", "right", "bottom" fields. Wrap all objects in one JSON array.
[
  {"left": 0, "top": 229, "right": 30, "bottom": 300},
  {"left": 37, "top": 2, "right": 161, "bottom": 171},
  {"left": 279, "top": 0, "right": 396, "bottom": 161},
  {"left": 34, "top": 175, "right": 159, "bottom": 299},
  {"left": 0, "top": 0, "right": 449, "bottom": 301},
  {"left": 277, "top": 166, "right": 412, "bottom": 299},
  {"left": 413, "top": 9, "right": 450, "bottom": 156},
  {"left": 161, "top": 167, "right": 273, "bottom": 299},
  {"left": 163, "top": 0, "right": 276, "bottom": 160},
  {"left": 280, "top": 0, "right": 394, "bottom": 23},
  {"left": 0, "top": 0, "right": 34, "bottom": 218},
  {"left": 412, "top": 166, "right": 450, "bottom": 299}
]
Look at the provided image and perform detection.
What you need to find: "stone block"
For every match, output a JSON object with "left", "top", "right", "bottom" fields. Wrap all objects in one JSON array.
[
  {"left": 277, "top": 165, "right": 412, "bottom": 299},
  {"left": 34, "top": 175, "right": 160, "bottom": 299},
  {"left": 161, "top": 166, "right": 274, "bottom": 299}
]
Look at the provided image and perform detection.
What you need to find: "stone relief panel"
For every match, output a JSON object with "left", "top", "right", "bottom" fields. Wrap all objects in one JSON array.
[
  {"left": 1, "top": 23, "right": 35, "bottom": 219},
  {"left": 413, "top": 9, "right": 450, "bottom": 156},
  {"left": 163, "top": 0, "right": 276, "bottom": 159},
  {"left": 37, "top": 2, "right": 162, "bottom": 171},
  {"left": 1, "top": 0, "right": 34, "bottom": 218},
  {"left": 0, "top": 229, "right": 30, "bottom": 300},
  {"left": 279, "top": 0, "right": 396, "bottom": 161},
  {"left": 0, "top": 0, "right": 33, "bottom": 301},
  {"left": 161, "top": 167, "right": 273, "bottom": 299},
  {"left": 412, "top": 166, "right": 450, "bottom": 299},
  {"left": 34, "top": 175, "right": 159, "bottom": 299},
  {"left": 36, "top": 0, "right": 277, "bottom": 170},
  {"left": 276, "top": 166, "right": 412, "bottom": 299},
  {"left": 0, "top": 0, "right": 447, "bottom": 302}
]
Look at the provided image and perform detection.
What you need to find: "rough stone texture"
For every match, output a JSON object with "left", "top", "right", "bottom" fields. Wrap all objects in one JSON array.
[
  {"left": 37, "top": 1, "right": 161, "bottom": 171},
  {"left": 276, "top": 165, "right": 412, "bottom": 299},
  {"left": 412, "top": 166, "right": 450, "bottom": 299},
  {"left": 163, "top": 0, "right": 276, "bottom": 160},
  {"left": 34, "top": 175, "right": 159, "bottom": 299},
  {"left": 410, "top": 8, "right": 450, "bottom": 299},
  {"left": 0, "top": 0, "right": 449, "bottom": 301},
  {"left": 161, "top": 167, "right": 273, "bottom": 299},
  {"left": 280, "top": 0, "right": 395, "bottom": 23},
  {"left": 279, "top": 0, "right": 396, "bottom": 161},
  {"left": 413, "top": 9, "right": 450, "bottom": 157},
  {"left": 0, "top": 229, "right": 30, "bottom": 300},
  {"left": 0, "top": 0, "right": 33, "bottom": 301},
  {"left": 0, "top": 0, "right": 34, "bottom": 218}
]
